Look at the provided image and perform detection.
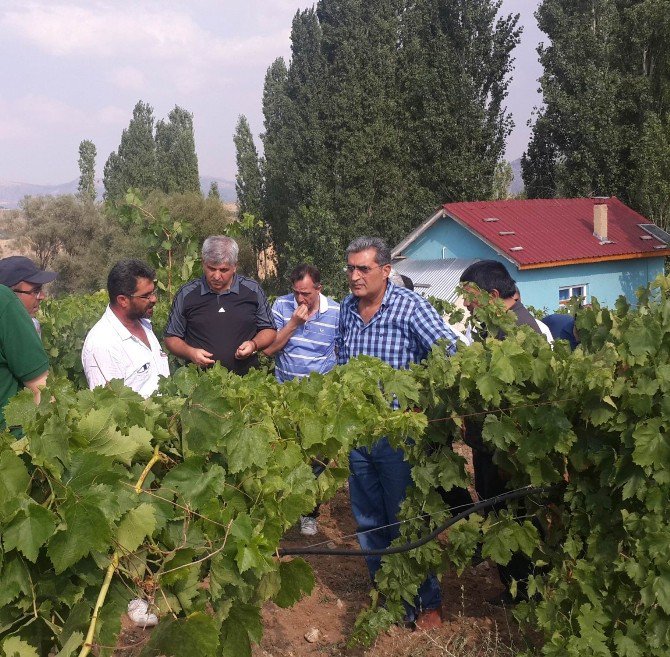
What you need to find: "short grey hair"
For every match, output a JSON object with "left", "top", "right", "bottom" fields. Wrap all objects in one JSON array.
[
  {"left": 345, "top": 237, "right": 391, "bottom": 266},
  {"left": 202, "top": 235, "right": 238, "bottom": 265}
]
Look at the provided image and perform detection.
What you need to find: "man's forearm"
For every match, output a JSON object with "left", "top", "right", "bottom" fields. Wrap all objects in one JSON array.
[
  {"left": 24, "top": 370, "right": 48, "bottom": 404},
  {"left": 263, "top": 324, "right": 297, "bottom": 356},
  {"left": 253, "top": 328, "right": 277, "bottom": 351},
  {"left": 164, "top": 336, "right": 195, "bottom": 361}
]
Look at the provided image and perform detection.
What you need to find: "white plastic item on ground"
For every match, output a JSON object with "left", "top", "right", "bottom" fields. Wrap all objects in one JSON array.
[
  {"left": 127, "top": 598, "right": 159, "bottom": 627},
  {"left": 299, "top": 516, "right": 318, "bottom": 536}
]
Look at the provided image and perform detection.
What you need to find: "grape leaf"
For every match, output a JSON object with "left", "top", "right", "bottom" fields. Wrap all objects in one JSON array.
[
  {"left": 139, "top": 612, "right": 220, "bottom": 657},
  {"left": 116, "top": 503, "right": 156, "bottom": 554},
  {"left": 47, "top": 493, "right": 113, "bottom": 573},
  {"left": 274, "top": 558, "right": 315, "bottom": 608},
  {"left": 3, "top": 503, "right": 57, "bottom": 562},
  {"left": 1, "top": 636, "right": 39, "bottom": 657}
]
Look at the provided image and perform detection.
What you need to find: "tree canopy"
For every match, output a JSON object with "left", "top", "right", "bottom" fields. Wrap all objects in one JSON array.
[
  {"left": 258, "top": 0, "right": 520, "bottom": 282},
  {"left": 522, "top": 0, "right": 670, "bottom": 229}
]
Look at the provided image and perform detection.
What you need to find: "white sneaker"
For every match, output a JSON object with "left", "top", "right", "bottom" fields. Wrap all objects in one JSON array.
[
  {"left": 127, "top": 598, "right": 159, "bottom": 627},
  {"left": 300, "top": 516, "right": 318, "bottom": 536}
]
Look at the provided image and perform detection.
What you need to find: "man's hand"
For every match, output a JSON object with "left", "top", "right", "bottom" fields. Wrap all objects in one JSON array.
[
  {"left": 235, "top": 340, "right": 257, "bottom": 360},
  {"left": 289, "top": 304, "right": 310, "bottom": 327},
  {"left": 190, "top": 348, "right": 216, "bottom": 367}
]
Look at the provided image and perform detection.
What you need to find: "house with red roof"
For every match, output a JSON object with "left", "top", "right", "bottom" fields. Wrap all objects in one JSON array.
[{"left": 391, "top": 197, "right": 670, "bottom": 311}]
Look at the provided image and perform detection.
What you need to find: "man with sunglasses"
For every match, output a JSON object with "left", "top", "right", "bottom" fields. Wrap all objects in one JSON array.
[
  {"left": 337, "top": 237, "right": 460, "bottom": 630},
  {"left": 0, "top": 256, "right": 52, "bottom": 429},
  {"left": 82, "top": 259, "right": 169, "bottom": 398},
  {"left": 264, "top": 263, "right": 340, "bottom": 535}
]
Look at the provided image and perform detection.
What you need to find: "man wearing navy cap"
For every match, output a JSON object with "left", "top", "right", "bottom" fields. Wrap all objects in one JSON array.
[
  {"left": 0, "top": 256, "right": 57, "bottom": 321},
  {"left": 0, "top": 256, "right": 53, "bottom": 429}
]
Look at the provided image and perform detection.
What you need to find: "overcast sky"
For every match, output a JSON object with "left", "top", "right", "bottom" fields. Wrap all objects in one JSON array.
[{"left": 0, "top": 0, "right": 543, "bottom": 185}]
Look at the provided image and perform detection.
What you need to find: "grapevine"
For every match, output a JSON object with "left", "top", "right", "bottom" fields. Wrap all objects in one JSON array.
[{"left": 3, "top": 254, "right": 670, "bottom": 655}]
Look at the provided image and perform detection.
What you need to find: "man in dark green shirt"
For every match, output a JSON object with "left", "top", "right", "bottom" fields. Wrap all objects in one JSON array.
[{"left": 0, "top": 284, "right": 49, "bottom": 429}]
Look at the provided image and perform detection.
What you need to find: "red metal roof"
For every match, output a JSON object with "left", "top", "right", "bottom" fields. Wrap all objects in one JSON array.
[{"left": 442, "top": 197, "right": 670, "bottom": 269}]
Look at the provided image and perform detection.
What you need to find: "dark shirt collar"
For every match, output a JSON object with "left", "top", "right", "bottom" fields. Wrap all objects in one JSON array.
[{"left": 199, "top": 274, "right": 240, "bottom": 296}]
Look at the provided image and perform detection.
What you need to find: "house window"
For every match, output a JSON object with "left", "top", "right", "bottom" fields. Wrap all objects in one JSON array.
[{"left": 559, "top": 284, "right": 588, "bottom": 304}]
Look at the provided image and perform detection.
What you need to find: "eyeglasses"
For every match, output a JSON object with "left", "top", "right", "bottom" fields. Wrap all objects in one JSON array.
[
  {"left": 127, "top": 290, "right": 158, "bottom": 300},
  {"left": 13, "top": 286, "right": 44, "bottom": 298},
  {"left": 343, "top": 264, "right": 383, "bottom": 275}
]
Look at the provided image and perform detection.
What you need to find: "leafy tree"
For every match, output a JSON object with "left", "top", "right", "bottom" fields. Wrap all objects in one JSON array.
[
  {"left": 261, "top": 0, "right": 522, "bottom": 281},
  {"left": 521, "top": 110, "right": 559, "bottom": 199},
  {"left": 234, "top": 115, "right": 265, "bottom": 271},
  {"left": 77, "top": 139, "right": 97, "bottom": 201},
  {"left": 103, "top": 100, "right": 157, "bottom": 201},
  {"left": 632, "top": 112, "right": 670, "bottom": 229},
  {"left": 261, "top": 58, "right": 292, "bottom": 258},
  {"left": 208, "top": 181, "right": 220, "bottom": 199},
  {"left": 491, "top": 161, "right": 514, "bottom": 200},
  {"left": 317, "top": 0, "right": 410, "bottom": 243},
  {"left": 399, "top": 0, "right": 520, "bottom": 204},
  {"left": 523, "top": 0, "right": 670, "bottom": 214},
  {"left": 233, "top": 116, "right": 263, "bottom": 222},
  {"left": 13, "top": 195, "right": 143, "bottom": 294},
  {"left": 155, "top": 106, "right": 200, "bottom": 194}
]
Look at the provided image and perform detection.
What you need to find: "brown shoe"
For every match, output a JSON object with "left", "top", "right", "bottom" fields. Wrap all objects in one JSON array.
[{"left": 415, "top": 608, "right": 442, "bottom": 630}]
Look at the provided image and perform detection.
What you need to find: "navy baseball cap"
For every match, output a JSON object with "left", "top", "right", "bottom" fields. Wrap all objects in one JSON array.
[{"left": 0, "top": 256, "right": 58, "bottom": 287}]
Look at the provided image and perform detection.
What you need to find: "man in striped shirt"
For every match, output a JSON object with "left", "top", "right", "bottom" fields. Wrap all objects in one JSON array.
[
  {"left": 264, "top": 264, "right": 340, "bottom": 535},
  {"left": 337, "top": 237, "right": 459, "bottom": 629},
  {"left": 264, "top": 264, "right": 340, "bottom": 382}
]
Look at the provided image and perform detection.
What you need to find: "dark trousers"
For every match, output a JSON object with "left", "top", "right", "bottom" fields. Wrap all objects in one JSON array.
[
  {"left": 473, "top": 446, "right": 534, "bottom": 593},
  {"left": 349, "top": 438, "right": 442, "bottom": 616}
]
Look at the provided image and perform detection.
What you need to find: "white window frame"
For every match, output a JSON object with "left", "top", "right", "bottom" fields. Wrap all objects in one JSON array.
[{"left": 559, "top": 284, "right": 588, "bottom": 305}]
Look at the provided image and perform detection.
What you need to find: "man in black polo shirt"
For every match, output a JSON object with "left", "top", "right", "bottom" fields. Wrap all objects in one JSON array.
[{"left": 164, "top": 236, "right": 276, "bottom": 375}]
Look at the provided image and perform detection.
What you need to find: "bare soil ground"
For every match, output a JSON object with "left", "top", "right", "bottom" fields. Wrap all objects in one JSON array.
[{"left": 115, "top": 483, "right": 528, "bottom": 657}]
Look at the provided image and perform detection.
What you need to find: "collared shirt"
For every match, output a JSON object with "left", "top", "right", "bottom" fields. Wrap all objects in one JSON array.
[
  {"left": 164, "top": 274, "right": 275, "bottom": 375},
  {"left": 272, "top": 293, "right": 340, "bottom": 382},
  {"left": 336, "top": 282, "right": 459, "bottom": 369},
  {"left": 82, "top": 305, "right": 170, "bottom": 398},
  {"left": 542, "top": 313, "right": 577, "bottom": 349}
]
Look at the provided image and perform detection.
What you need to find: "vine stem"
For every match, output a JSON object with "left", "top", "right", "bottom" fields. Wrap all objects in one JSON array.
[{"left": 79, "top": 446, "right": 162, "bottom": 657}]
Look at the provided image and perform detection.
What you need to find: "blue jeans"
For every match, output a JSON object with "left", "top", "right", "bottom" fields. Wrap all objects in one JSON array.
[{"left": 349, "top": 437, "right": 442, "bottom": 616}]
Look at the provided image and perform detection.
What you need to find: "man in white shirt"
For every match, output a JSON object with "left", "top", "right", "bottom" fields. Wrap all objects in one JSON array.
[{"left": 82, "top": 259, "right": 169, "bottom": 398}]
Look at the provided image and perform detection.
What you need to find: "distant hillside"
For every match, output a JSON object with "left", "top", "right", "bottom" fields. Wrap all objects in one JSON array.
[{"left": 0, "top": 176, "right": 236, "bottom": 209}]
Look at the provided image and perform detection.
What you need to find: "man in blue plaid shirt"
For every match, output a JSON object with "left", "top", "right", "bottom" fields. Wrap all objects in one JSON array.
[{"left": 337, "top": 237, "right": 459, "bottom": 629}]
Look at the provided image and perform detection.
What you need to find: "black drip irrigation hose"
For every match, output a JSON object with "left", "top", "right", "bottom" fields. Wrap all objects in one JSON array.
[{"left": 278, "top": 485, "right": 555, "bottom": 557}]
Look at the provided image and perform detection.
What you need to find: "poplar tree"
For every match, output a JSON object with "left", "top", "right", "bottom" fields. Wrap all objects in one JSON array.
[
  {"left": 208, "top": 181, "right": 221, "bottom": 200},
  {"left": 155, "top": 106, "right": 200, "bottom": 194},
  {"left": 522, "top": 0, "right": 670, "bottom": 221},
  {"left": 317, "top": 0, "right": 410, "bottom": 243},
  {"left": 399, "top": 0, "right": 520, "bottom": 205},
  {"left": 103, "top": 101, "right": 157, "bottom": 201},
  {"left": 77, "top": 139, "right": 97, "bottom": 201},
  {"left": 261, "top": 58, "right": 293, "bottom": 256},
  {"left": 233, "top": 115, "right": 263, "bottom": 221}
]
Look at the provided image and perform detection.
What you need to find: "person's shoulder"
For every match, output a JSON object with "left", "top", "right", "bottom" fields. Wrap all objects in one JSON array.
[
  {"left": 0, "top": 284, "right": 14, "bottom": 301},
  {"left": 325, "top": 296, "right": 340, "bottom": 309},
  {"left": 0, "top": 284, "right": 16, "bottom": 311},
  {"left": 237, "top": 275, "right": 266, "bottom": 294},
  {"left": 83, "top": 310, "right": 114, "bottom": 346},
  {"left": 173, "top": 278, "right": 202, "bottom": 300},
  {"left": 339, "top": 293, "right": 356, "bottom": 311}
]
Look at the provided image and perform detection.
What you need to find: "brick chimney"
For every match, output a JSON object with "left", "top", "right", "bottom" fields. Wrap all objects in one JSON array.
[{"left": 593, "top": 197, "right": 609, "bottom": 242}]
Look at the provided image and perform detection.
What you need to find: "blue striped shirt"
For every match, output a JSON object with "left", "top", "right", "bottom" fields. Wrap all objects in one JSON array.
[
  {"left": 336, "top": 282, "right": 458, "bottom": 369},
  {"left": 272, "top": 294, "right": 340, "bottom": 382}
]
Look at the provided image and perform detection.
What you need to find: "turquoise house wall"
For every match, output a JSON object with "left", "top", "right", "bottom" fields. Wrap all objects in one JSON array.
[{"left": 401, "top": 217, "right": 665, "bottom": 312}]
